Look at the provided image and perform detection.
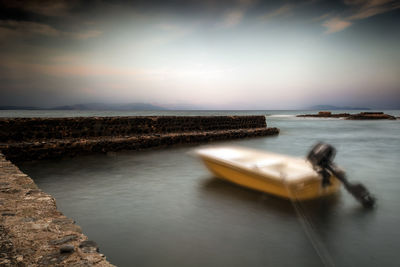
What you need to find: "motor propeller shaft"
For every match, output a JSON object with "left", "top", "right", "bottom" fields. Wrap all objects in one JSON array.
[{"left": 307, "top": 143, "right": 376, "bottom": 208}]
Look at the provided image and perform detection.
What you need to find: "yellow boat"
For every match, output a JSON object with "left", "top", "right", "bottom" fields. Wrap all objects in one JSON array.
[{"left": 196, "top": 146, "right": 341, "bottom": 201}]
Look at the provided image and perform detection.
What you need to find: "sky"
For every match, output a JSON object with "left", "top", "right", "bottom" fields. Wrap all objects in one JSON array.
[{"left": 0, "top": 0, "right": 399, "bottom": 110}]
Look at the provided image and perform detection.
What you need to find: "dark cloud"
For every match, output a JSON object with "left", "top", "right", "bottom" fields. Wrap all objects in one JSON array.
[{"left": 0, "top": 0, "right": 79, "bottom": 17}]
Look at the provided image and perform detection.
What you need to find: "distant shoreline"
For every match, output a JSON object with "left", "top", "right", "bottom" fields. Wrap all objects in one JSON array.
[{"left": 3, "top": 103, "right": 399, "bottom": 111}]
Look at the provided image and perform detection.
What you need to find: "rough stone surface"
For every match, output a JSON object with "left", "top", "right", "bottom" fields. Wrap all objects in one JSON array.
[
  {"left": 0, "top": 116, "right": 279, "bottom": 162},
  {"left": 79, "top": 241, "right": 99, "bottom": 254},
  {"left": 0, "top": 225, "right": 19, "bottom": 266},
  {"left": 297, "top": 111, "right": 396, "bottom": 120},
  {"left": 0, "top": 115, "right": 270, "bottom": 142},
  {"left": 50, "top": 235, "right": 78, "bottom": 245},
  {"left": 0, "top": 153, "right": 115, "bottom": 266}
]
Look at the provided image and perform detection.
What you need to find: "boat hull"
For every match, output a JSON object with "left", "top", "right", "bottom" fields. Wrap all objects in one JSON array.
[{"left": 200, "top": 155, "right": 340, "bottom": 201}]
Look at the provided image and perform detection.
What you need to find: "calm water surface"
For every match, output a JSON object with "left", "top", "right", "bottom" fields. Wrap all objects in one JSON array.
[{"left": 17, "top": 110, "right": 400, "bottom": 267}]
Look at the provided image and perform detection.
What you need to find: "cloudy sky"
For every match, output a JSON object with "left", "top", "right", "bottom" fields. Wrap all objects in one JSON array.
[{"left": 0, "top": 0, "right": 399, "bottom": 109}]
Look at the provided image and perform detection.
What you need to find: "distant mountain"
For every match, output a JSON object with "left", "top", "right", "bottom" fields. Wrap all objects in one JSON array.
[
  {"left": 162, "top": 103, "right": 205, "bottom": 110},
  {"left": 0, "top": 106, "right": 43, "bottom": 110},
  {"left": 0, "top": 103, "right": 167, "bottom": 111},
  {"left": 309, "top": 105, "right": 370, "bottom": 110}
]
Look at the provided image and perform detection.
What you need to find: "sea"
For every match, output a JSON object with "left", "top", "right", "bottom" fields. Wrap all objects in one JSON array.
[{"left": 2, "top": 110, "right": 400, "bottom": 267}]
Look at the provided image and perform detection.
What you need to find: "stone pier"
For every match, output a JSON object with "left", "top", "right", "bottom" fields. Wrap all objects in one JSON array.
[
  {"left": 0, "top": 115, "right": 279, "bottom": 266},
  {"left": 0, "top": 116, "right": 279, "bottom": 162}
]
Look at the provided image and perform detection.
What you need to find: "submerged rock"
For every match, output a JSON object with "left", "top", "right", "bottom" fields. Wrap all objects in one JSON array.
[
  {"left": 297, "top": 111, "right": 396, "bottom": 120},
  {"left": 297, "top": 111, "right": 350, "bottom": 118},
  {"left": 346, "top": 112, "right": 396, "bottom": 120}
]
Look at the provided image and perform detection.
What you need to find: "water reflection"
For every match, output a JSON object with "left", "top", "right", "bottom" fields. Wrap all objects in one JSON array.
[
  {"left": 202, "top": 177, "right": 341, "bottom": 215},
  {"left": 202, "top": 177, "right": 296, "bottom": 216},
  {"left": 201, "top": 176, "right": 342, "bottom": 237}
]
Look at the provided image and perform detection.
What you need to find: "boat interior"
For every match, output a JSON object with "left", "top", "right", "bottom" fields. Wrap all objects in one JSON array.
[{"left": 196, "top": 146, "right": 320, "bottom": 183}]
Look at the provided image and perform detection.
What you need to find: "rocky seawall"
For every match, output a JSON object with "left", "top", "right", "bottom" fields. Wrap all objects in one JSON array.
[
  {"left": 297, "top": 111, "right": 396, "bottom": 120},
  {"left": 0, "top": 152, "right": 114, "bottom": 266},
  {"left": 0, "top": 115, "right": 278, "bottom": 266},
  {"left": 0, "top": 116, "right": 279, "bottom": 162}
]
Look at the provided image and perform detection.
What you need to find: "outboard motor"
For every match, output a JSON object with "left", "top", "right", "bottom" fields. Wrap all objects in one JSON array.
[{"left": 307, "top": 143, "right": 376, "bottom": 208}]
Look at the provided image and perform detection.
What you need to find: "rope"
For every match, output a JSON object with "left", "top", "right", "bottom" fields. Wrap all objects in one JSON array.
[{"left": 282, "top": 173, "right": 336, "bottom": 267}]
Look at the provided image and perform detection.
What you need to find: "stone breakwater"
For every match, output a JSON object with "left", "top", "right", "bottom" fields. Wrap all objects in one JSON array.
[
  {"left": 0, "top": 153, "right": 114, "bottom": 266},
  {"left": 297, "top": 111, "right": 396, "bottom": 120},
  {"left": 0, "top": 116, "right": 278, "bottom": 266},
  {"left": 0, "top": 116, "right": 279, "bottom": 162}
]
